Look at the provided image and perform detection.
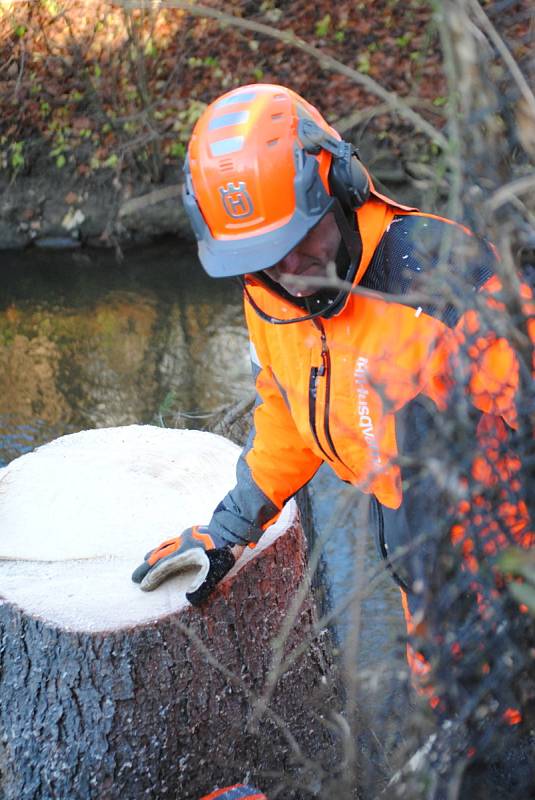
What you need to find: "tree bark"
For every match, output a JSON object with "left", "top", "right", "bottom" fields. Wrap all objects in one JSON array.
[{"left": 0, "top": 428, "right": 338, "bottom": 800}]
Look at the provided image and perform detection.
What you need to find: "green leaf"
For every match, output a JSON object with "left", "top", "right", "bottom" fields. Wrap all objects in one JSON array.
[
  {"left": 507, "top": 583, "right": 535, "bottom": 615},
  {"left": 43, "top": 0, "right": 60, "bottom": 15},
  {"left": 357, "top": 55, "right": 371, "bottom": 74},
  {"left": 499, "top": 547, "right": 535, "bottom": 582},
  {"left": 158, "top": 390, "right": 177, "bottom": 419},
  {"left": 144, "top": 39, "right": 158, "bottom": 58},
  {"left": 315, "top": 14, "right": 331, "bottom": 38},
  {"left": 395, "top": 33, "right": 413, "bottom": 48},
  {"left": 103, "top": 154, "right": 118, "bottom": 168},
  {"left": 168, "top": 141, "right": 186, "bottom": 159},
  {"left": 10, "top": 142, "right": 25, "bottom": 171},
  {"left": 498, "top": 547, "right": 535, "bottom": 615},
  {"left": 56, "top": 154, "right": 66, "bottom": 169}
]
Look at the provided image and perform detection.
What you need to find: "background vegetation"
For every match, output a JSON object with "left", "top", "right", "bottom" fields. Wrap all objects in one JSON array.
[
  {"left": 1, "top": 1, "right": 534, "bottom": 798},
  {"left": 0, "top": 0, "right": 528, "bottom": 186}
]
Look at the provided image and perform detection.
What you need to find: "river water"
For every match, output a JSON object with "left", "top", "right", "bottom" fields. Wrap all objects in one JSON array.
[{"left": 0, "top": 240, "right": 404, "bottom": 724}]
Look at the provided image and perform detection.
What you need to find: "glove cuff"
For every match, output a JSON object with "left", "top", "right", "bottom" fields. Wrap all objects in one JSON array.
[{"left": 186, "top": 546, "right": 236, "bottom": 607}]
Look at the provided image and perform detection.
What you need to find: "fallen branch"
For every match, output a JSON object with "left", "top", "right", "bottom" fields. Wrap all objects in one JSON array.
[{"left": 118, "top": 183, "right": 182, "bottom": 217}]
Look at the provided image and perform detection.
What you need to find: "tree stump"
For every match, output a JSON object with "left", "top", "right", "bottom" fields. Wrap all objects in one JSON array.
[{"left": 0, "top": 426, "right": 337, "bottom": 800}]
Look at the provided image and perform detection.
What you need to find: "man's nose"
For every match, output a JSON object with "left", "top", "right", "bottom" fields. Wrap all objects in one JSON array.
[{"left": 279, "top": 249, "right": 301, "bottom": 273}]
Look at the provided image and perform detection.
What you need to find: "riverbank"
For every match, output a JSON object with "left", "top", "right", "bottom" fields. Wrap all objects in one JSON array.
[
  {"left": 0, "top": 141, "right": 425, "bottom": 251},
  {"left": 0, "top": 165, "right": 189, "bottom": 250},
  {"left": 1, "top": 0, "right": 445, "bottom": 250}
]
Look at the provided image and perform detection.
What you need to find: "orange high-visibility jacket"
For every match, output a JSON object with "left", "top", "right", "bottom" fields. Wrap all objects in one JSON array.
[{"left": 208, "top": 194, "right": 533, "bottom": 548}]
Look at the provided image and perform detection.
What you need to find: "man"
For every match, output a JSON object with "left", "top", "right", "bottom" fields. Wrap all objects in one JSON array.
[{"left": 132, "top": 84, "right": 532, "bottom": 688}]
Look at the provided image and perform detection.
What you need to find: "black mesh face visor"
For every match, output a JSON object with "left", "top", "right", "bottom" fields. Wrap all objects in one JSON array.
[
  {"left": 241, "top": 200, "right": 362, "bottom": 325},
  {"left": 183, "top": 150, "right": 336, "bottom": 278}
]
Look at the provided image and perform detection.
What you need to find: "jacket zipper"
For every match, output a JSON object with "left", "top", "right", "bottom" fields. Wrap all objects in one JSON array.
[
  {"left": 309, "top": 319, "right": 345, "bottom": 465},
  {"left": 308, "top": 361, "right": 332, "bottom": 461}
]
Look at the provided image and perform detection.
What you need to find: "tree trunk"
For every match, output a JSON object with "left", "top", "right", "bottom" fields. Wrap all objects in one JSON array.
[{"left": 0, "top": 426, "right": 338, "bottom": 800}]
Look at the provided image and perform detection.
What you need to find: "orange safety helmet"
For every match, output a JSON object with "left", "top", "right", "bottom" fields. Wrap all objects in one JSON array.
[{"left": 183, "top": 83, "right": 370, "bottom": 279}]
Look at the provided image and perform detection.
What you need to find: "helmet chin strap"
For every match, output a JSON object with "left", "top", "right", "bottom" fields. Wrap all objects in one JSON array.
[
  {"left": 240, "top": 200, "right": 362, "bottom": 325},
  {"left": 240, "top": 278, "right": 348, "bottom": 325}
]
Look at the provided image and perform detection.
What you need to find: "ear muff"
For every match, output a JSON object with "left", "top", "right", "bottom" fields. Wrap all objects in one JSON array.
[
  {"left": 297, "top": 118, "right": 370, "bottom": 215},
  {"left": 328, "top": 143, "right": 370, "bottom": 214}
]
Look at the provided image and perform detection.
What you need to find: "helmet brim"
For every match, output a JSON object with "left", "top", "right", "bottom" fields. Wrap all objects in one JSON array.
[
  {"left": 183, "top": 147, "right": 336, "bottom": 279},
  {"left": 198, "top": 201, "right": 335, "bottom": 278}
]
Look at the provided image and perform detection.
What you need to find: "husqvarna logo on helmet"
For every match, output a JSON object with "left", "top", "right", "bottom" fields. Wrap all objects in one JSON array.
[{"left": 219, "top": 181, "right": 254, "bottom": 219}]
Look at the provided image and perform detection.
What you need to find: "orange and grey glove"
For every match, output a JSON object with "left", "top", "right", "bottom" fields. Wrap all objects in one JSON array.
[{"left": 131, "top": 526, "right": 236, "bottom": 606}]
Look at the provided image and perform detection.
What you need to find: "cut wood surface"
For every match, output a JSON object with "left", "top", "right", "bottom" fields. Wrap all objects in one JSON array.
[
  {"left": 0, "top": 425, "right": 292, "bottom": 630},
  {"left": 0, "top": 426, "right": 337, "bottom": 800}
]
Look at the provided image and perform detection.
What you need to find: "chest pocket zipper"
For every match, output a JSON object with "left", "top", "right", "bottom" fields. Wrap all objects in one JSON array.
[
  {"left": 309, "top": 321, "right": 346, "bottom": 466},
  {"left": 309, "top": 362, "right": 332, "bottom": 461}
]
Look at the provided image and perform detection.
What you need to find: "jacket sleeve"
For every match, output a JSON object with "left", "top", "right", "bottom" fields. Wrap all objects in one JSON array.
[{"left": 208, "top": 331, "right": 322, "bottom": 546}]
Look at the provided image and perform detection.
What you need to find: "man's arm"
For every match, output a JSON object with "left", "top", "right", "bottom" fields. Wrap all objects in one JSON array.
[
  {"left": 133, "top": 328, "right": 322, "bottom": 602},
  {"left": 208, "top": 335, "right": 323, "bottom": 545}
]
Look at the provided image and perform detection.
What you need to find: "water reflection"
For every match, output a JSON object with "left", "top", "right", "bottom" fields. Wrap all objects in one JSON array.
[{"left": 0, "top": 240, "right": 252, "bottom": 466}]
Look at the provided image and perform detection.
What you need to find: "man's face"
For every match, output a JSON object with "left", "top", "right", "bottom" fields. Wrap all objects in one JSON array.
[{"left": 264, "top": 212, "right": 341, "bottom": 297}]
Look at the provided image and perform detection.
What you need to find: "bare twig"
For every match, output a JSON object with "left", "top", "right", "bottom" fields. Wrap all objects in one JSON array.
[
  {"left": 467, "top": 0, "right": 535, "bottom": 119},
  {"left": 334, "top": 98, "right": 445, "bottom": 136},
  {"left": 172, "top": 614, "right": 331, "bottom": 791},
  {"left": 118, "top": 183, "right": 182, "bottom": 217},
  {"left": 250, "top": 487, "right": 358, "bottom": 729},
  {"left": 485, "top": 173, "right": 535, "bottom": 213},
  {"left": 211, "top": 391, "right": 256, "bottom": 437},
  {"left": 122, "top": 6, "right": 164, "bottom": 181},
  {"left": 13, "top": 36, "right": 25, "bottom": 99},
  {"left": 116, "top": 0, "right": 448, "bottom": 150}
]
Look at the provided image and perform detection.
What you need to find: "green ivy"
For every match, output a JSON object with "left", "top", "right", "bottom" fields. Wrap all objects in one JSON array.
[
  {"left": 168, "top": 142, "right": 186, "bottom": 159},
  {"left": 395, "top": 33, "right": 413, "bottom": 48},
  {"left": 10, "top": 141, "right": 25, "bottom": 172},
  {"left": 315, "top": 14, "right": 331, "bottom": 38},
  {"left": 103, "top": 154, "right": 119, "bottom": 168},
  {"left": 357, "top": 54, "right": 371, "bottom": 74}
]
